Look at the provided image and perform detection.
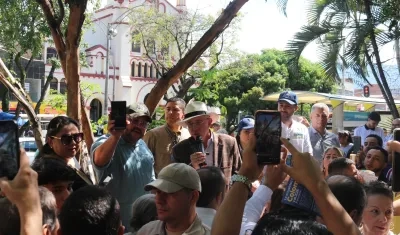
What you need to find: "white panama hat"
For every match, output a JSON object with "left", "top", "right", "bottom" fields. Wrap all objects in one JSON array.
[{"left": 177, "top": 100, "right": 218, "bottom": 127}]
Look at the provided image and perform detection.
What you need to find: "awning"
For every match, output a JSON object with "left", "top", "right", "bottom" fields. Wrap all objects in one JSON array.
[{"left": 262, "top": 91, "right": 400, "bottom": 106}]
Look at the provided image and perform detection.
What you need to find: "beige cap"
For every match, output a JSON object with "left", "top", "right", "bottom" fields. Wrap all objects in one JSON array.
[{"left": 144, "top": 163, "right": 201, "bottom": 193}]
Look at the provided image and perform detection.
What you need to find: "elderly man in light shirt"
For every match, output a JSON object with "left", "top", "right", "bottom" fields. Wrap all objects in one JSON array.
[{"left": 308, "top": 103, "right": 340, "bottom": 161}]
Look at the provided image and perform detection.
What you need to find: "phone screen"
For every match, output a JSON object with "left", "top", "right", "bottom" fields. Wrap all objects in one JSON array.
[
  {"left": 0, "top": 120, "right": 20, "bottom": 179},
  {"left": 111, "top": 101, "right": 127, "bottom": 130},
  {"left": 392, "top": 128, "right": 400, "bottom": 192},
  {"left": 353, "top": 136, "right": 361, "bottom": 153},
  {"left": 255, "top": 111, "right": 281, "bottom": 165}
]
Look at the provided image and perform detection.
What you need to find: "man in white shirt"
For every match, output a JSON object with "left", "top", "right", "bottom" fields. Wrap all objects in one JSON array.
[
  {"left": 278, "top": 91, "right": 313, "bottom": 155},
  {"left": 196, "top": 166, "right": 226, "bottom": 228},
  {"left": 353, "top": 111, "right": 384, "bottom": 144}
]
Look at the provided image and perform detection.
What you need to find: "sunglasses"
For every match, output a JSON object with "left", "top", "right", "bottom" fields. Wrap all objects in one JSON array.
[{"left": 51, "top": 133, "right": 84, "bottom": 145}]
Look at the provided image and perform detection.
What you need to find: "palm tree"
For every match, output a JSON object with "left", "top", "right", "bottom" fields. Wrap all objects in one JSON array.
[{"left": 282, "top": 0, "right": 400, "bottom": 118}]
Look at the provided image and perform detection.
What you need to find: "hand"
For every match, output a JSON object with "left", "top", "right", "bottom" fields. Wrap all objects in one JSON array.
[
  {"left": 300, "top": 117, "right": 310, "bottom": 127},
  {"left": 280, "top": 138, "right": 323, "bottom": 191},
  {"left": 107, "top": 115, "right": 128, "bottom": 137},
  {"left": 190, "top": 152, "right": 206, "bottom": 170},
  {"left": 356, "top": 150, "right": 365, "bottom": 167},
  {"left": 0, "top": 149, "right": 40, "bottom": 213},
  {"left": 238, "top": 133, "right": 264, "bottom": 181},
  {"left": 264, "top": 152, "right": 287, "bottom": 191}
]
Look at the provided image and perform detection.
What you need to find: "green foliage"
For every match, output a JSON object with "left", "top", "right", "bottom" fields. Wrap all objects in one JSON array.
[
  {"left": 148, "top": 107, "right": 166, "bottom": 130},
  {"left": 43, "top": 81, "right": 102, "bottom": 113},
  {"left": 191, "top": 49, "right": 334, "bottom": 132},
  {"left": 91, "top": 115, "right": 108, "bottom": 134}
]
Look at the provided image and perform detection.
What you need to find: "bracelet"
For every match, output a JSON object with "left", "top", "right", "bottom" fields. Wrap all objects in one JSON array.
[{"left": 230, "top": 174, "right": 252, "bottom": 191}]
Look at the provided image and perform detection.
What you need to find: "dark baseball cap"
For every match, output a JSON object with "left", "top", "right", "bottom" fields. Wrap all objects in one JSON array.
[
  {"left": 126, "top": 103, "right": 152, "bottom": 123},
  {"left": 238, "top": 118, "right": 255, "bottom": 132},
  {"left": 368, "top": 111, "right": 381, "bottom": 122},
  {"left": 278, "top": 91, "right": 298, "bottom": 105}
]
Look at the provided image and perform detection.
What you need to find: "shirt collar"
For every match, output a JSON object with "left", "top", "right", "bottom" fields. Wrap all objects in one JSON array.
[{"left": 310, "top": 126, "right": 327, "bottom": 136}]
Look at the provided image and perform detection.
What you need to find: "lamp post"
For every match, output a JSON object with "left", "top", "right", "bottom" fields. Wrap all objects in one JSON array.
[{"left": 104, "top": 24, "right": 117, "bottom": 115}]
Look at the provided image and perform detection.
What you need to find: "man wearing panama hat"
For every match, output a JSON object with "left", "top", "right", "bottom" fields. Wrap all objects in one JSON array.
[{"left": 172, "top": 100, "right": 241, "bottom": 188}]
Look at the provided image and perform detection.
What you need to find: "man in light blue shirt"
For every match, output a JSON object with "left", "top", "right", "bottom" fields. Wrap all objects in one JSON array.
[
  {"left": 308, "top": 103, "right": 340, "bottom": 161},
  {"left": 91, "top": 103, "right": 155, "bottom": 232}
]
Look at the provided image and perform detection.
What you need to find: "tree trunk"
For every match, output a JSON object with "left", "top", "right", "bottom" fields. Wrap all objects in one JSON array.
[
  {"left": 364, "top": 0, "right": 399, "bottom": 118},
  {"left": 176, "top": 76, "right": 196, "bottom": 98},
  {"left": 0, "top": 85, "right": 9, "bottom": 112},
  {"left": 0, "top": 58, "right": 44, "bottom": 149},
  {"left": 37, "top": 0, "right": 94, "bottom": 149},
  {"left": 14, "top": 52, "right": 32, "bottom": 118},
  {"left": 35, "top": 64, "right": 56, "bottom": 114},
  {"left": 395, "top": 37, "right": 400, "bottom": 75},
  {"left": 145, "top": 0, "right": 249, "bottom": 114},
  {"left": 80, "top": 88, "right": 93, "bottom": 151}
]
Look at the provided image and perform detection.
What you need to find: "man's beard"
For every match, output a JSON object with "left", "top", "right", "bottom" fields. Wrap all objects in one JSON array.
[{"left": 122, "top": 128, "right": 143, "bottom": 144}]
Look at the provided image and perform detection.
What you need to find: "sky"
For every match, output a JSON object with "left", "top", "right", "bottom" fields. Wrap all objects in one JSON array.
[{"left": 101, "top": 0, "right": 397, "bottom": 64}]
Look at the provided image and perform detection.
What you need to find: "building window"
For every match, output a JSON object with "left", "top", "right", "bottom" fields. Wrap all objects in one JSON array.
[
  {"left": 131, "top": 30, "right": 141, "bottom": 53},
  {"left": 138, "top": 62, "right": 142, "bottom": 77},
  {"left": 46, "top": 48, "right": 58, "bottom": 63},
  {"left": 131, "top": 62, "right": 135, "bottom": 77},
  {"left": 146, "top": 40, "right": 155, "bottom": 54},
  {"left": 60, "top": 78, "right": 67, "bottom": 94},
  {"left": 144, "top": 64, "right": 148, "bottom": 77},
  {"left": 50, "top": 78, "right": 58, "bottom": 91},
  {"left": 150, "top": 64, "right": 154, "bottom": 78}
]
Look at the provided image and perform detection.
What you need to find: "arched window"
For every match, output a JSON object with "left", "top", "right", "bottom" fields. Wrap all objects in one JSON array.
[
  {"left": 150, "top": 64, "right": 154, "bottom": 78},
  {"left": 49, "top": 78, "right": 58, "bottom": 92},
  {"left": 144, "top": 64, "right": 148, "bottom": 77},
  {"left": 138, "top": 62, "right": 142, "bottom": 77},
  {"left": 131, "top": 62, "right": 135, "bottom": 77},
  {"left": 60, "top": 78, "right": 67, "bottom": 94}
]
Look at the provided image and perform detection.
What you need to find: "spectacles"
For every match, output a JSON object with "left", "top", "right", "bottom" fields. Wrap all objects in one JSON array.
[
  {"left": 129, "top": 118, "right": 149, "bottom": 128},
  {"left": 51, "top": 133, "right": 84, "bottom": 145},
  {"left": 186, "top": 119, "right": 207, "bottom": 129}
]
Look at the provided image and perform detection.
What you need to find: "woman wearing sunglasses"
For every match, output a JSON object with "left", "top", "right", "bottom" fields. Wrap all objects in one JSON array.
[{"left": 38, "top": 116, "right": 89, "bottom": 190}]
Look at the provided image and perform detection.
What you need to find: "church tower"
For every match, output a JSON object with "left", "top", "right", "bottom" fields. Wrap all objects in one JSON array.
[{"left": 176, "top": 0, "right": 187, "bottom": 11}]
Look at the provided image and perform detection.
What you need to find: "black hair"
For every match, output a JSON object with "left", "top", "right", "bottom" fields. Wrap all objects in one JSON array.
[
  {"left": 338, "top": 130, "right": 353, "bottom": 143},
  {"left": 326, "top": 175, "right": 366, "bottom": 225},
  {"left": 252, "top": 212, "right": 332, "bottom": 235},
  {"left": 328, "top": 158, "right": 356, "bottom": 176},
  {"left": 367, "top": 146, "right": 389, "bottom": 163},
  {"left": 196, "top": 166, "right": 226, "bottom": 208},
  {"left": 59, "top": 185, "right": 121, "bottom": 235},
  {"left": 269, "top": 181, "right": 287, "bottom": 213},
  {"left": 364, "top": 180, "right": 393, "bottom": 200},
  {"left": 365, "top": 134, "right": 383, "bottom": 147},
  {"left": 39, "top": 116, "right": 80, "bottom": 157},
  {"left": 31, "top": 157, "right": 77, "bottom": 185},
  {"left": 368, "top": 111, "right": 381, "bottom": 122},
  {"left": 0, "top": 186, "right": 58, "bottom": 235},
  {"left": 166, "top": 97, "right": 186, "bottom": 110},
  {"left": 130, "top": 194, "right": 157, "bottom": 232}
]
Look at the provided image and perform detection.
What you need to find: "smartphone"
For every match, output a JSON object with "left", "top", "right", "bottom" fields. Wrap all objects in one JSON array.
[
  {"left": 352, "top": 136, "right": 361, "bottom": 153},
  {"left": 110, "top": 101, "right": 127, "bottom": 130},
  {"left": 255, "top": 110, "right": 281, "bottom": 165},
  {"left": 0, "top": 120, "right": 20, "bottom": 180},
  {"left": 392, "top": 128, "right": 400, "bottom": 192}
]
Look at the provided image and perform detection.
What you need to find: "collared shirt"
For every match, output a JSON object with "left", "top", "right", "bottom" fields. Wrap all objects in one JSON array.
[
  {"left": 137, "top": 215, "right": 210, "bottom": 235},
  {"left": 240, "top": 185, "right": 273, "bottom": 235},
  {"left": 91, "top": 136, "right": 155, "bottom": 232},
  {"left": 308, "top": 126, "right": 340, "bottom": 161},
  {"left": 353, "top": 125, "right": 384, "bottom": 145},
  {"left": 281, "top": 121, "right": 313, "bottom": 155},
  {"left": 384, "top": 133, "right": 393, "bottom": 149},
  {"left": 196, "top": 207, "right": 216, "bottom": 229},
  {"left": 143, "top": 125, "right": 191, "bottom": 175}
]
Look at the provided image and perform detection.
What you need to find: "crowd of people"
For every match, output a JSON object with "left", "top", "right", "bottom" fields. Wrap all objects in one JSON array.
[{"left": 0, "top": 91, "right": 400, "bottom": 235}]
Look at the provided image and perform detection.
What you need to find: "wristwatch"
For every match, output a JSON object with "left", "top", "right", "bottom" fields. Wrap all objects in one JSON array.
[{"left": 230, "top": 174, "right": 252, "bottom": 191}]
